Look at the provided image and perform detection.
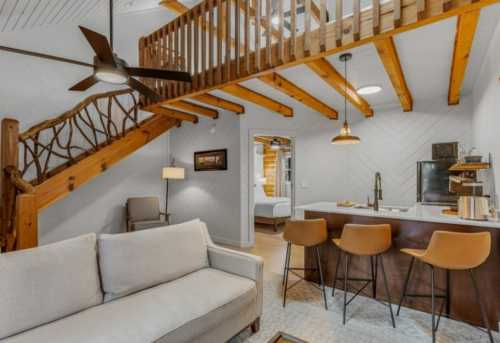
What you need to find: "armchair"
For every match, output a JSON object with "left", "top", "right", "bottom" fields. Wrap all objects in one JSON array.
[{"left": 126, "top": 196, "right": 168, "bottom": 232}]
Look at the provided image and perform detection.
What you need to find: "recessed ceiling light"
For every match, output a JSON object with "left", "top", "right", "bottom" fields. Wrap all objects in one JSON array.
[{"left": 357, "top": 85, "right": 382, "bottom": 95}]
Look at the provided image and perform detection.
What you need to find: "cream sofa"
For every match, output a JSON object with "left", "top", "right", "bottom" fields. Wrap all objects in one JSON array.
[{"left": 0, "top": 219, "right": 263, "bottom": 343}]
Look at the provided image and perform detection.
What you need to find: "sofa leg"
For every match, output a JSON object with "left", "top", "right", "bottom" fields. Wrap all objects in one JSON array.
[{"left": 250, "top": 317, "right": 260, "bottom": 333}]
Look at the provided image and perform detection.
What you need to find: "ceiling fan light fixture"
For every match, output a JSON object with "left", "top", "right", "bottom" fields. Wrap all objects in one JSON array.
[{"left": 95, "top": 67, "right": 128, "bottom": 84}]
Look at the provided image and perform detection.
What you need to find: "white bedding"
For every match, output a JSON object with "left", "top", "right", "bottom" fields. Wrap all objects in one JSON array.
[{"left": 254, "top": 185, "right": 291, "bottom": 218}]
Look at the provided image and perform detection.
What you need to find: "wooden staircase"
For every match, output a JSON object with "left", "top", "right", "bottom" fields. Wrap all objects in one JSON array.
[{"left": 0, "top": 90, "right": 179, "bottom": 252}]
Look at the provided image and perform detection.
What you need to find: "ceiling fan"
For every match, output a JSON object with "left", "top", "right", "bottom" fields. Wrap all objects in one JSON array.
[{"left": 0, "top": 0, "right": 191, "bottom": 102}]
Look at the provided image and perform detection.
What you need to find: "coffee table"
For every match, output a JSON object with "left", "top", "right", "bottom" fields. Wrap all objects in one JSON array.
[{"left": 267, "top": 332, "right": 308, "bottom": 343}]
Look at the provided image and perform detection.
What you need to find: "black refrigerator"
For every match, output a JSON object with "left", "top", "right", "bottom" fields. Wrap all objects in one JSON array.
[{"left": 417, "top": 161, "right": 458, "bottom": 206}]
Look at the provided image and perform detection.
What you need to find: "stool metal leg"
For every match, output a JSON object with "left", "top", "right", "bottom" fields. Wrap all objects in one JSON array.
[
  {"left": 397, "top": 256, "right": 415, "bottom": 316},
  {"left": 430, "top": 265, "right": 436, "bottom": 343},
  {"left": 315, "top": 246, "right": 328, "bottom": 310},
  {"left": 342, "top": 253, "right": 350, "bottom": 325},
  {"left": 469, "top": 269, "right": 494, "bottom": 343},
  {"left": 282, "top": 242, "right": 292, "bottom": 308},
  {"left": 445, "top": 269, "right": 451, "bottom": 317},
  {"left": 379, "top": 255, "right": 396, "bottom": 328},
  {"left": 370, "top": 256, "right": 377, "bottom": 298},
  {"left": 282, "top": 241, "right": 291, "bottom": 286},
  {"left": 332, "top": 249, "right": 342, "bottom": 296}
]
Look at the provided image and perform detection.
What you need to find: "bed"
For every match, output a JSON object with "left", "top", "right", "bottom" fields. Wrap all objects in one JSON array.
[{"left": 254, "top": 185, "right": 291, "bottom": 231}]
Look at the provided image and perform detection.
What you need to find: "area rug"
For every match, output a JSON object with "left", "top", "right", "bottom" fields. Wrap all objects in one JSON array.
[{"left": 231, "top": 272, "right": 498, "bottom": 343}]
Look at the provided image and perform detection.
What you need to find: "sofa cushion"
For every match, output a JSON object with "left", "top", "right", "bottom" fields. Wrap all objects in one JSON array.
[
  {"left": 0, "top": 234, "right": 102, "bottom": 339},
  {"left": 0, "top": 268, "right": 257, "bottom": 343},
  {"left": 98, "top": 219, "right": 209, "bottom": 301}
]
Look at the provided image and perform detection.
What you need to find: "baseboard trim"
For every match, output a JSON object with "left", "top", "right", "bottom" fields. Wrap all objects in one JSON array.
[{"left": 211, "top": 235, "right": 253, "bottom": 249}]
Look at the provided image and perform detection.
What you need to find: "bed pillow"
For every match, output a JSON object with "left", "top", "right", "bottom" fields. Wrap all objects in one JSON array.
[{"left": 254, "top": 184, "right": 268, "bottom": 200}]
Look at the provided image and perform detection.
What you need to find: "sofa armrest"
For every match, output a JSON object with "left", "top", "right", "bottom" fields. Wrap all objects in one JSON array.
[{"left": 207, "top": 245, "right": 264, "bottom": 316}]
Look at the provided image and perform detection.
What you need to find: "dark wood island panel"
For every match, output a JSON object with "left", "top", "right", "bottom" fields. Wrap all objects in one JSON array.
[{"left": 304, "top": 211, "right": 500, "bottom": 330}]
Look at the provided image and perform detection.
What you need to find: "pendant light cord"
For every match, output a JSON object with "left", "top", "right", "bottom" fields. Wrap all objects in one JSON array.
[
  {"left": 110, "top": 0, "right": 113, "bottom": 50},
  {"left": 344, "top": 55, "right": 348, "bottom": 126}
]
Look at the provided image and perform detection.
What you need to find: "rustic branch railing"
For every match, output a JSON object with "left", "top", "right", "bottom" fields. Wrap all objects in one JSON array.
[{"left": 18, "top": 89, "right": 146, "bottom": 185}]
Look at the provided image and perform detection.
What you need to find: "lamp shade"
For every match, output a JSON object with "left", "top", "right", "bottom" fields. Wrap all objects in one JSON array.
[{"left": 162, "top": 167, "right": 185, "bottom": 180}]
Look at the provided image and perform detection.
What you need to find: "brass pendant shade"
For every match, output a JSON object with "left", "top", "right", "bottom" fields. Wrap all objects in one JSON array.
[{"left": 332, "top": 53, "right": 360, "bottom": 145}]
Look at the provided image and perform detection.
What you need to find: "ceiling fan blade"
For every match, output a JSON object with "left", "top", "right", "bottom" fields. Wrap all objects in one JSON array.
[
  {"left": 78, "top": 26, "right": 115, "bottom": 65},
  {"left": 69, "top": 75, "right": 99, "bottom": 91},
  {"left": 125, "top": 67, "right": 192, "bottom": 82},
  {"left": 128, "top": 78, "right": 161, "bottom": 102},
  {"left": 0, "top": 45, "right": 94, "bottom": 68}
]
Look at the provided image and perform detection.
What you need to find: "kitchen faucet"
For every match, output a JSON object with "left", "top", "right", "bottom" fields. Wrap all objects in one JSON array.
[{"left": 374, "top": 172, "right": 383, "bottom": 211}]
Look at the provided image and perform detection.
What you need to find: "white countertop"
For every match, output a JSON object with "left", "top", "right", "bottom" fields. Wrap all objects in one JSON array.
[{"left": 295, "top": 202, "right": 500, "bottom": 229}]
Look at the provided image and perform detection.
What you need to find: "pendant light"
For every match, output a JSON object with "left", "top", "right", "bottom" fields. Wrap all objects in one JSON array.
[{"left": 332, "top": 53, "right": 360, "bottom": 145}]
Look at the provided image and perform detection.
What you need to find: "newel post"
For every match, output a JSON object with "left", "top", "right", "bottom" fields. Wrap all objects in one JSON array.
[
  {"left": 15, "top": 194, "right": 37, "bottom": 250},
  {"left": 1, "top": 118, "right": 19, "bottom": 252}
]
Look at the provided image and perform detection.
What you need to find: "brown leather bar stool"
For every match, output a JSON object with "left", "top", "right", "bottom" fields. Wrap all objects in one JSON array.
[
  {"left": 331, "top": 224, "right": 396, "bottom": 327},
  {"left": 397, "top": 230, "right": 493, "bottom": 343},
  {"left": 282, "top": 219, "right": 328, "bottom": 310}
]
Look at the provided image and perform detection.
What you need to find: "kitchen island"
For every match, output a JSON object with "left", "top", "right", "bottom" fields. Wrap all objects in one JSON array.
[{"left": 296, "top": 202, "right": 500, "bottom": 330}]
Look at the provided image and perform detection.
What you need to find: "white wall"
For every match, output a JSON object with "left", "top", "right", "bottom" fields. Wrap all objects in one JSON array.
[
  {"left": 168, "top": 111, "right": 242, "bottom": 246},
  {"left": 472, "top": 20, "right": 500, "bottom": 208},
  {"left": 0, "top": 9, "right": 173, "bottom": 244}
]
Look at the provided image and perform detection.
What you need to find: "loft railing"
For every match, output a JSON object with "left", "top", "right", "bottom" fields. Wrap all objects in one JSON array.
[{"left": 139, "top": 0, "right": 415, "bottom": 105}]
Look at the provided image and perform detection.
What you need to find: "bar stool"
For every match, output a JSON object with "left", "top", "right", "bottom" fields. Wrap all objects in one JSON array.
[
  {"left": 282, "top": 219, "right": 328, "bottom": 310},
  {"left": 331, "top": 224, "right": 396, "bottom": 327},
  {"left": 397, "top": 230, "right": 493, "bottom": 343}
]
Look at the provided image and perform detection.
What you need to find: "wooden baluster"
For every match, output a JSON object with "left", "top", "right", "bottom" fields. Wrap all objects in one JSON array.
[
  {"left": 235, "top": 0, "right": 241, "bottom": 77},
  {"left": 138, "top": 36, "right": 146, "bottom": 96},
  {"left": 372, "top": 0, "right": 380, "bottom": 34},
  {"left": 225, "top": 0, "right": 231, "bottom": 82},
  {"left": 335, "top": 0, "right": 342, "bottom": 46},
  {"left": 353, "top": 0, "right": 360, "bottom": 40},
  {"left": 244, "top": 0, "right": 250, "bottom": 75},
  {"left": 194, "top": 7, "right": 200, "bottom": 90},
  {"left": 208, "top": 0, "right": 214, "bottom": 86},
  {"left": 168, "top": 24, "right": 174, "bottom": 98},
  {"left": 187, "top": 12, "right": 192, "bottom": 92},
  {"left": 304, "top": 0, "right": 311, "bottom": 57},
  {"left": 175, "top": 19, "right": 180, "bottom": 97},
  {"left": 265, "top": 0, "right": 271, "bottom": 67},
  {"left": 1, "top": 118, "right": 19, "bottom": 252},
  {"left": 255, "top": 0, "right": 261, "bottom": 71},
  {"left": 217, "top": 0, "right": 223, "bottom": 84},
  {"left": 180, "top": 14, "right": 186, "bottom": 95},
  {"left": 155, "top": 30, "right": 161, "bottom": 94},
  {"left": 290, "top": 0, "right": 296, "bottom": 60},
  {"left": 417, "top": 0, "right": 425, "bottom": 20},
  {"left": 201, "top": 3, "right": 207, "bottom": 89},
  {"left": 162, "top": 27, "right": 168, "bottom": 98},
  {"left": 394, "top": 0, "right": 401, "bottom": 27},
  {"left": 320, "top": 0, "right": 326, "bottom": 51},
  {"left": 278, "top": 0, "right": 284, "bottom": 64}
]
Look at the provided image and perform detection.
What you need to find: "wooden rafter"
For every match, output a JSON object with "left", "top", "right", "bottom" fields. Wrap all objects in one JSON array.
[
  {"left": 306, "top": 58, "right": 373, "bottom": 117},
  {"left": 258, "top": 72, "right": 338, "bottom": 119},
  {"left": 151, "top": 106, "right": 199, "bottom": 123},
  {"left": 374, "top": 37, "right": 413, "bottom": 112},
  {"left": 448, "top": 9, "right": 480, "bottom": 105},
  {"left": 170, "top": 100, "right": 219, "bottom": 119},
  {"left": 221, "top": 84, "right": 293, "bottom": 116},
  {"left": 191, "top": 94, "right": 245, "bottom": 113},
  {"left": 34, "top": 115, "right": 178, "bottom": 211}
]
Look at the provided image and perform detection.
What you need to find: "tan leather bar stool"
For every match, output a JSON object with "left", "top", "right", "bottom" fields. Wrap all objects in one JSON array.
[
  {"left": 331, "top": 224, "right": 395, "bottom": 327},
  {"left": 397, "top": 230, "right": 493, "bottom": 343},
  {"left": 282, "top": 219, "right": 328, "bottom": 310}
]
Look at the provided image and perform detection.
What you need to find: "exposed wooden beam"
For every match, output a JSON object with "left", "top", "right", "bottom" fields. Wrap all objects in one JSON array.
[
  {"left": 374, "top": 37, "right": 413, "bottom": 112},
  {"left": 258, "top": 73, "right": 338, "bottom": 119},
  {"left": 306, "top": 58, "right": 373, "bottom": 117},
  {"left": 146, "top": 0, "right": 500, "bottom": 108},
  {"left": 221, "top": 84, "right": 293, "bottom": 117},
  {"left": 191, "top": 94, "right": 245, "bottom": 114},
  {"left": 170, "top": 100, "right": 219, "bottom": 119},
  {"left": 34, "top": 115, "right": 178, "bottom": 211},
  {"left": 152, "top": 106, "right": 199, "bottom": 123},
  {"left": 448, "top": 9, "right": 480, "bottom": 105}
]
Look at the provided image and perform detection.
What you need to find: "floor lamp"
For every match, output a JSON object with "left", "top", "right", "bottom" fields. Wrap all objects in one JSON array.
[{"left": 162, "top": 163, "right": 185, "bottom": 224}]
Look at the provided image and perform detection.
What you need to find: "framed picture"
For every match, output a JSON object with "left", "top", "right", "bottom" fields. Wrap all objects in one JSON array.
[{"left": 194, "top": 149, "right": 227, "bottom": 171}]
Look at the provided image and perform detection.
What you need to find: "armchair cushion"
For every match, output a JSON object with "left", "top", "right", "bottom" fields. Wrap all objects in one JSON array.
[
  {"left": 98, "top": 219, "right": 209, "bottom": 301},
  {"left": 130, "top": 219, "right": 166, "bottom": 231}
]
